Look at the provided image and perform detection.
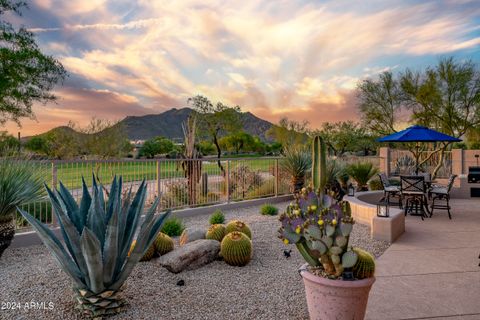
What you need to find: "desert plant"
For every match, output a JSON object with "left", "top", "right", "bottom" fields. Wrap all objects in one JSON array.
[
  {"left": 179, "top": 115, "right": 202, "bottom": 205},
  {"left": 18, "top": 176, "right": 170, "bottom": 318},
  {"left": 260, "top": 204, "right": 278, "bottom": 216},
  {"left": 346, "top": 162, "right": 379, "bottom": 191},
  {"left": 394, "top": 154, "right": 417, "bottom": 176},
  {"left": 246, "top": 178, "right": 275, "bottom": 199},
  {"left": 206, "top": 224, "right": 226, "bottom": 242},
  {"left": 161, "top": 217, "right": 185, "bottom": 237},
  {"left": 368, "top": 178, "right": 383, "bottom": 191},
  {"left": 154, "top": 232, "right": 174, "bottom": 255},
  {"left": 220, "top": 231, "right": 252, "bottom": 266},
  {"left": 281, "top": 147, "right": 311, "bottom": 192},
  {"left": 229, "top": 165, "right": 263, "bottom": 199},
  {"left": 352, "top": 248, "right": 375, "bottom": 279},
  {"left": 209, "top": 209, "right": 225, "bottom": 225},
  {"left": 161, "top": 181, "right": 189, "bottom": 209},
  {"left": 129, "top": 240, "right": 156, "bottom": 262},
  {"left": 225, "top": 220, "right": 252, "bottom": 239},
  {"left": 278, "top": 135, "right": 375, "bottom": 280},
  {"left": 0, "top": 158, "right": 45, "bottom": 258}
]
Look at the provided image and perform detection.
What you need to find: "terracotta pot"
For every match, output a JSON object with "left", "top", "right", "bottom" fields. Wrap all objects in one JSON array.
[{"left": 299, "top": 264, "right": 375, "bottom": 320}]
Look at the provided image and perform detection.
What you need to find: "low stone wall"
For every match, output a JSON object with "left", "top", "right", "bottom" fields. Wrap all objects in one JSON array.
[{"left": 344, "top": 191, "right": 405, "bottom": 243}]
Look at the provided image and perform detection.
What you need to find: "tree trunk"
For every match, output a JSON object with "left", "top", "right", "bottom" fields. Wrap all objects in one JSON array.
[
  {"left": 213, "top": 135, "right": 225, "bottom": 176},
  {"left": 431, "top": 146, "right": 447, "bottom": 180}
]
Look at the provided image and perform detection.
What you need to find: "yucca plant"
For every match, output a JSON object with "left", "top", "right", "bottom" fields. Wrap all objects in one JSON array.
[
  {"left": 0, "top": 158, "right": 44, "bottom": 258},
  {"left": 346, "top": 162, "right": 379, "bottom": 191},
  {"left": 18, "top": 175, "right": 170, "bottom": 318},
  {"left": 281, "top": 147, "right": 312, "bottom": 192}
]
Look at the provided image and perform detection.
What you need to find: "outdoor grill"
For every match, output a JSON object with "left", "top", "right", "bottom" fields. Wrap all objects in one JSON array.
[{"left": 467, "top": 166, "right": 480, "bottom": 183}]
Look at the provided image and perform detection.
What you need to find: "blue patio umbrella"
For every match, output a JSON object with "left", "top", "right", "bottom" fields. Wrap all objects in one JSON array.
[{"left": 378, "top": 125, "right": 461, "bottom": 174}]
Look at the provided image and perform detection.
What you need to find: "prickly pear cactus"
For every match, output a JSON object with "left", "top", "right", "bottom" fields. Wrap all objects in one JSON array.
[{"left": 278, "top": 135, "right": 375, "bottom": 280}]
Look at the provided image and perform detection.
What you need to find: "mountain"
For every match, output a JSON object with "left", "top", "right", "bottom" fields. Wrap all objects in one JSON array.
[
  {"left": 25, "top": 107, "right": 275, "bottom": 142},
  {"left": 118, "top": 107, "right": 274, "bottom": 141}
]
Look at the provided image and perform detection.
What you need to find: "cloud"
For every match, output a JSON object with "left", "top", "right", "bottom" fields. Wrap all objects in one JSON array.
[{"left": 4, "top": 0, "right": 479, "bottom": 135}]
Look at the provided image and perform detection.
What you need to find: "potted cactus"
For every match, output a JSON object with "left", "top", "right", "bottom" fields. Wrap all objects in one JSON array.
[{"left": 278, "top": 136, "right": 375, "bottom": 320}]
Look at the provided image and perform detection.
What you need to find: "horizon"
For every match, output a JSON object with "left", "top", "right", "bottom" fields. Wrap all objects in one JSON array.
[{"left": 3, "top": 0, "right": 480, "bottom": 136}]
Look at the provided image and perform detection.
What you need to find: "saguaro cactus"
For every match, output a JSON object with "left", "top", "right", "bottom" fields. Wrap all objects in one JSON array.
[{"left": 312, "top": 135, "right": 327, "bottom": 196}]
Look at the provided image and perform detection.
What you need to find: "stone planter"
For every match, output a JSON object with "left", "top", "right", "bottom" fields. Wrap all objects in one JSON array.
[{"left": 299, "top": 264, "right": 375, "bottom": 320}]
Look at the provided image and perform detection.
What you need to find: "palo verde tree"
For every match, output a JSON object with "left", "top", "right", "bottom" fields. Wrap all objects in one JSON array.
[
  {"left": 0, "top": 0, "right": 66, "bottom": 126},
  {"left": 357, "top": 57, "right": 480, "bottom": 178},
  {"left": 187, "top": 95, "right": 241, "bottom": 174},
  {"left": 266, "top": 117, "right": 310, "bottom": 152}
]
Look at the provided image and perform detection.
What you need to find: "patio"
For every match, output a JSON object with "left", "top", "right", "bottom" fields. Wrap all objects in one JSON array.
[{"left": 366, "top": 198, "right": 480, "bottom": 320}]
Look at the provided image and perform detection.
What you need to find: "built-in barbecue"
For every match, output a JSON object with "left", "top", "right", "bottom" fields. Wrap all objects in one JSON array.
[{"left": 468, "top": 166, "right": 480, "bottom": 183}]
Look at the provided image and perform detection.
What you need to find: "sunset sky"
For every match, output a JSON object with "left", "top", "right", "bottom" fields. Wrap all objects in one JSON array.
[{"left": 4, "top": 0, "right": 480, "bottom": 136}]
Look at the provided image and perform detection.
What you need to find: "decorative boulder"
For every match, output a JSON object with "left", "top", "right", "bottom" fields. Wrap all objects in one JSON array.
[
  {"left": 158, "top": 239, "right": 220, "bottom": 273},
  {"left": 179, "top": 228, "right": 205, "bottom": 246}
]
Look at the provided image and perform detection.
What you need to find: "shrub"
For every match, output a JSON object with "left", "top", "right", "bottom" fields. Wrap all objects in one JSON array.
[
  {"left": 161, "top": 217, "right": 185, "bottom": 237},
  {"left": 209, "top": 209, "right": 225, "bottom": 225},
  {"left": 368, "top": 178, "right": 383, "bottom": 191},
  {"left": 229, "top": 165, "right": 263, "bottom": 199},
  {"left": 260, "top": 204, "right": 278, "bottom": 216},
  {"left": 161, "top": 181, "right": 189, "bottom": 209},
  {"left": 346, "top": 162, "right": 379, "bottom": 191},
  {"left": 245, "top": 179, "right": 274, "bottom": 199}
]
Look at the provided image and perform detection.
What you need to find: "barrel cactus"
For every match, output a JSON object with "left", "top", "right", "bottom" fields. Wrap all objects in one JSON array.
[
  {"left": 129, "top": 240, "right": 156, "bottom": 262},
  {"left": 154, "top": 232, "right": 174, "bottom": 255},
  {"left": 206, "top": 224, "right": 226, "bottom": 242},
  {"left": 18, "top": 176, "right": 170, "bottom": 318},
  {"left": 352, "top": 248, "right": 375, "bottom": 279},
  {"left": 225, "top": 220, "right": 252, "bottom": 239},
  {"left": 278, "top": 135, "right": 375, "bottom": 280},
  {"left": 220, "top": 231, "right": 252, "bottom": 266}
]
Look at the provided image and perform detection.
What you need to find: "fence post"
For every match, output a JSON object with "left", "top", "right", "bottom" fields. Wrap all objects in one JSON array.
[
  {"left": 156, "top": 160, "right": 161, "bottom": 199},
  {"left": 274, "top": 158, "right": 279, "bottom": 197},
  {"left": 51, "top": 162, "right": 58, "bottom": 227},
  {"left": 226, "top": 160, "right": 230, "bottom": 203},
  {"left": 379, "top": 147, "right": 391, "bottom": 176}
]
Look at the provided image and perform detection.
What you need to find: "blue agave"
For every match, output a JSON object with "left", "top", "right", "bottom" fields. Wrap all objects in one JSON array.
[{"left": 19, "top": 175, "right": 170, "bottom": 318}]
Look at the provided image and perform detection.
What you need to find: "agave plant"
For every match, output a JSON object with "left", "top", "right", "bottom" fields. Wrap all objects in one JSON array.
[
  {"left": 0, "top": 158, "right": 44, "bottom": 258},
  {"left": 19, "top": 175, "right": 170, "bottom": 318},
  {"left": 346, "top": 162, "right": 379, "bottom": 191},
  {"left": 281, "top": 147, "right": 312, "bottom": 192}
]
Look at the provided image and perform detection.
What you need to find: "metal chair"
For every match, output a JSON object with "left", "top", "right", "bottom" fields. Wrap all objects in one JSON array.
[
  {"left": 378, "top": 173, "right": 402, "bottom": 208},
  {"left": 401, "top": 175, "right": 429, "bottom": 220},
  {"left": 430, "top": 174, "right": 457, "bottom": 219}
]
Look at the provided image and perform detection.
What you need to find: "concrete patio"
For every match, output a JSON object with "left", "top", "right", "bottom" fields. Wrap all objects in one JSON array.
[{"left": 366, "top": 198, "right": 480, "bottom": 320}]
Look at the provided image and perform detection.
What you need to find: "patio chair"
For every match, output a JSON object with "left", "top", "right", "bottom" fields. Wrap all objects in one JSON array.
[
  {"left": 401, "top": 175, "right": 429, "bottom": 220},
  {"left": 430, "top": 174, "right": 457, "bottom": 219},
  {"left": 378, "top": 173, "right": 402, "bottom": 208}
]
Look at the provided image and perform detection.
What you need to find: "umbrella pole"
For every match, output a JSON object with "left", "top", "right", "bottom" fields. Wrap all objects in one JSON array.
[{"left": 415, "top": 143, "right": 420, "bottom": 175}]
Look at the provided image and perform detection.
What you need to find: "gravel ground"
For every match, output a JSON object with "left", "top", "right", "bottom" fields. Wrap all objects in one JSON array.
[{"left": 0, "top": 202, "right": 390, "bottom": 320}]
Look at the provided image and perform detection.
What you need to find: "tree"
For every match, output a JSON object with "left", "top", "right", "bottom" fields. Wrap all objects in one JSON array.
[
  {"left": 219, "top": 131, "right": 255, "bottom": 154},
  {"left": 0, "top": 1, "right": 66, "bottom": 126},
  {"left": 188, "top": 95, "right": 241, "bottom": 173},
  {"left": 23, "top": 135, "right": 49, "bottom": 154},
  {"left": 139, "top": 136, "right": 175, "bottom": 158},
  {"left": 71, "top": 118, "right": 132, "bottom": 159},
  {"left": 316, "top": 122, "right": 378, "bottom": 156},
  {"left": 266, "top": 117, "right": 310, "bottom": 152},
  {"left": 357, "top": 57, "right": 480, "bottom": 177},
  {"left": 0, "top": 130, "right": 19, "bottom": 155}
]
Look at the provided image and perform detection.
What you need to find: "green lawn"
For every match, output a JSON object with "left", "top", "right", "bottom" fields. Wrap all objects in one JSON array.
[{"left": 36, "top": 158, "right": 279, "bottom": 190}]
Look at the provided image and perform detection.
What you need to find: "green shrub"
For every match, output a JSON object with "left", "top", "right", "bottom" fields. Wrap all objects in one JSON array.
[
  {"left": 209, "top": 209, "right": 225, "bottom": 225},
  {"left": 368, "top": 178, "right": 383, "bottom": 191},
  {"left": 260, "top": 204, "right": 278, "bottom": 216},
  {"left": 161, "top": 217, "right": 185, "bottom": 237}
]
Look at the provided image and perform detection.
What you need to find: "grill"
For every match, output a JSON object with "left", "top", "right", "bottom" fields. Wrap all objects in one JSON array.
[{"left": 468, "top": 166, "right": 480, "bottom": 183}]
